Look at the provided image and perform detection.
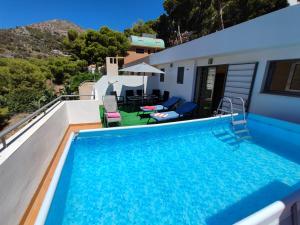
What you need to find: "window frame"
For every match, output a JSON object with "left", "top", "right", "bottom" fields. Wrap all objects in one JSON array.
[
  {"left": 177, "top": 67, "right": 184, "bottom": 84},
  {"left": 263, "top": 59, "right": 300, "bottom": 97},
  {"left": 160, "top": 68, "right": 165, "bottom": 82},
  {"left": 285, "top": 62, "right": 300, "bottom": 93},
  {"left": 135, "top": 48, "right": 144, "bottom": 54}
]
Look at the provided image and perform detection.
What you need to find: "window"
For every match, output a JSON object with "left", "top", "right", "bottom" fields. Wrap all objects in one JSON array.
[
  {"left": 160, "top": 68, "right": 165, "bottom": 82},
  {"left": 264, "top": 59, "right": 300, "bottom": 95},
  {"left": 286, "top": 63, "right": 300, "bottom": 92},
  {"left": 148, "top": 49, "right": 151, "bottom": 54},
  {"left": 110, "top": 58, "right": 113, "bottom": 64},
  {"left": 136, "top": 48, "right": 144, "bottom": 54},
  {"left": 177, "top": 67, "right": 184, "bottom": 84}
]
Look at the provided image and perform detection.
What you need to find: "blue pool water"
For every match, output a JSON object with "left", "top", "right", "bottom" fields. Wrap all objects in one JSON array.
[{"left": 45, "top": 114, "right": 300, "bottom": 225}]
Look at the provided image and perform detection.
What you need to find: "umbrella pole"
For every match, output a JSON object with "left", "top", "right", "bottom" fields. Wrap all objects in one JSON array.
[{"left": 142, "top": 74, "right": 145, "bottom": 105}]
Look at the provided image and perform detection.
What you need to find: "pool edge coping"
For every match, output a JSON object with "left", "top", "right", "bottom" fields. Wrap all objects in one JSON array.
[
  {"left": 79, "top": 114, "right": 234, "bottom": 134},
  {"left": 34, "top": 132, "right": 75, "bottom": 225}
]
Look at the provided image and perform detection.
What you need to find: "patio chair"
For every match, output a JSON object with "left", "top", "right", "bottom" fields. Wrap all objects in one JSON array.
[
  {"left": 152, "top": 89, "right": 161, "bottom": 97},
  {"left": 149, "top": 102, "right": 197, "bottom": 123},
  {"left": 162, "top": 91, "right": 170, "bottom": 102},
  {"left": 110, "top": 91, "right": 124, "bottom": 106},
  {"left": 152, "top": 89, "right": 161, "bottom": 103},
  {"left": 139, "top": 96, "right": 181, "bottom": 115},
  {"left": 102, "top": 95, "right": 122, "bottom": 127},
  {"left": 136, "top": 89, "right": 143, "bottom": 96},
  {"left": 125, "top": 90, "right": 134, "bottom": 103}
]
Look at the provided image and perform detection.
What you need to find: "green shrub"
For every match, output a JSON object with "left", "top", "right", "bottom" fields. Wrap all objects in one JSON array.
[
  {"left": 0, "top": 107, "right": 9, "bottom": 128},
  {"left": 68, "top": 72, "right": 101, "bottom": 94}
]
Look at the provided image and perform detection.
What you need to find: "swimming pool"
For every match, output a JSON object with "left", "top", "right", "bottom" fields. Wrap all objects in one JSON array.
[{"left": 39, "top": 114, "right": 300, "bottom": 225}]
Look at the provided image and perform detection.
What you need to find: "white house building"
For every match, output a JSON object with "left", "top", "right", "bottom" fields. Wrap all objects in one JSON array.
[{"left": 144, "top": 4, "right": 300, "bottom": 123}]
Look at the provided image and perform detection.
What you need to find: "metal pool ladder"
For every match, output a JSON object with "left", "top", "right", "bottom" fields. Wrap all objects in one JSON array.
[{"left": 216, "top": 97, "right": 251, "bottom": 140}]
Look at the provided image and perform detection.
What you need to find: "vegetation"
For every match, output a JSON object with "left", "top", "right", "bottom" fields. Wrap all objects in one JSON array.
[
  {"left": 0, "top": 57, "right": 90, "bottom": 128},
  {"left": 124, "top": 0, "right": 288, "bottom": 46},
  {"left": 124, "top": 20, "right": 156, "bottom": 37},
  {"left": 67, "top": 72, "right": 101, "bottom": 93},
  {"left": 46, "top": 57, "right": 87, "bottom": 84},
  {"left": 64, "top": 27, "right": 130, "bottom": 64}
]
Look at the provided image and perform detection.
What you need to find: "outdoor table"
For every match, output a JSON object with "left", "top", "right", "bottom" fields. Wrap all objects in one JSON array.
[{"left": 127, "top": 95, "right": 159, "bottom": 111}]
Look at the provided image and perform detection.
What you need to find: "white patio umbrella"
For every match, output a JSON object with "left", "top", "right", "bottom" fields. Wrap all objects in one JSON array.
[{"left": 119, "top": 62, "right": 165, "bottom": 95}]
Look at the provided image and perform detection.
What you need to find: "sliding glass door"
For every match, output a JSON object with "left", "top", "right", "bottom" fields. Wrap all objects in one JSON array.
[
  {"left": 194, "top": 67, "right": 216, "bottom": 116},
  {"left": 194, "top": 65, "right": 227, "bottom": 117}
]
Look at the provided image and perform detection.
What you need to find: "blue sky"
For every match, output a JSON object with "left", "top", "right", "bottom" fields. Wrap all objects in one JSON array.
[{"left": 0, "top": 0, "right": 165, "bottom": 31}]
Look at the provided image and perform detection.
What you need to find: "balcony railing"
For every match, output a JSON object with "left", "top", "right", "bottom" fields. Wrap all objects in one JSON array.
[{"left": 0, "top": 94, "right": 94, "bottom": 151}]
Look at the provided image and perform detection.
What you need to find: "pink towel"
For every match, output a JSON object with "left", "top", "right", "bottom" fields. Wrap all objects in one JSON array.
[
  {"left": 144, "top": 106, "right": 156, "bottom": 110},
  {"left": 154, "top": 113, "right": 168, "bottom": 118},
  {"left": 106, "top": 112, "right": 121, "bottom": 118}
]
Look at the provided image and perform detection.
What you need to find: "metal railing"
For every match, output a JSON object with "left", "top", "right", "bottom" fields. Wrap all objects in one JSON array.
[{"left": 0, "top": 94, "right": 95, "bottom": 151}]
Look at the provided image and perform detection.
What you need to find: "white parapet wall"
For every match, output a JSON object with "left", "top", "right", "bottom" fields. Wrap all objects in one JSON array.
[
  {"left": 94, "top": 75, "right": 159, "bottom": 104},
  {"left": 0, "top": 100, "right": 101, "bottom": 225},
  {"left": 66, "top": 99, "right": 101, "bottom": 124}
]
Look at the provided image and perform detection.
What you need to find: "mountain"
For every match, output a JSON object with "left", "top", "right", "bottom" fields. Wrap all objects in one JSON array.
[{"left": 0, "top": 19, "right": 84, "bottom": 58}]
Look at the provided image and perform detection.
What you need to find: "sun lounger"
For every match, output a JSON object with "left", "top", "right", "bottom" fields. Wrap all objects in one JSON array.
[
  {"left": 102, "top": 95, "right": 122, "bottom": 127},
  {"left": 140, "top": 96, "right": 180, "bottom": 113},
  {"left": 149, "top": 102, "right": 197, "bottom": 123}
]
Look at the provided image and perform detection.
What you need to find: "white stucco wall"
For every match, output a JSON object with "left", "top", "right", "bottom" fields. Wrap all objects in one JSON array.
[
  {"left": 156, "top": 60, "right": 196, "bottom": 101},
  {"left": 0, "top": 100, "right": 102, "bottom": 225},
  {"left": 66, "top": 100, "right": 101, "bottom": 124},
  {"left": 94, "top": 75, "right": 158, "bottom": 104},
  {"left": 0, "top": 103, "right": 69, "bottom": 225}
]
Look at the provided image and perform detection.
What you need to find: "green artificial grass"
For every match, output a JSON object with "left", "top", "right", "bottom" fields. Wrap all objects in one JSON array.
[{"left": 99, "top": 105, "right": 156, "bottom": 128}]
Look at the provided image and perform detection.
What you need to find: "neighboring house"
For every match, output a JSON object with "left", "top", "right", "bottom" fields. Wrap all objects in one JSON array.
[
  {"left": 123, "top": 5, "right": 300, "bottom": 123},
  {"left": 288, "top": 0, "right": 300, "bottom": 5},
  {"left": 124, "top": 34, "right": 165, "bottom": 65},
  {"left": 88, "top": 64, "right": 96, "bottom": 74}
]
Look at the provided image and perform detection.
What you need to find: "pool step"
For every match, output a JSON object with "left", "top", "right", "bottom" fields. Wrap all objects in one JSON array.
[
  {"left": 237, "top": 135, "right": 252, "bottom": 140},
  {"left": 234, "top": 129, "right": 249, "bottom": 134},
  {"left": 232, "top": 120, "right": 247, "bottom": 126}
]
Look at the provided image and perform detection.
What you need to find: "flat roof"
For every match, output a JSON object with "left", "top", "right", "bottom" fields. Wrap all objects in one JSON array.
[
  {"left": 149, "top": 5, "right": 300, "bottom": 65},
  {"left": 130, "top": 35, "right": 165, "bottom": 49}
]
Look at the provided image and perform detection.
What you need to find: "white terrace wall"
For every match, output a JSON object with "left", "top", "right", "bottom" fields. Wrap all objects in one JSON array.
[
  {"left": 94, "top": 75, "right": 159, "bottom": 104},
  {"left": 66, "top": 100, "right": 101, "bottom": 124},
  {"left": 0, "top": 100, "right": 101, "bottom": 225},
  {"left": 155, "top": 60, "right": 196, "bottom": 101}
]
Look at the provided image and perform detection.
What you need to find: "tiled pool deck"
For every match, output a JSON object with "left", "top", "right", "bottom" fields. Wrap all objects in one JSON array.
[{"left": 20, "top": 123, "right": 101, "bottom": 225}]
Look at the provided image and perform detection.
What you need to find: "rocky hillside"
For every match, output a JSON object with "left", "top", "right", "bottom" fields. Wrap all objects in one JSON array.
[{"left": 0, "top": 19, "right": 84, "bottom": 58}]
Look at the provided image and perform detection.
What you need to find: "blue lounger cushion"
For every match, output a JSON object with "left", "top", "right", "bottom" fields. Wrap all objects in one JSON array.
[
  {"left": 150, "top": 102, "right": 197, "bottom": 122},
  {"left": 150, "top": 111, "right": 180, "bottom": 122},
  {"left": 140, "top": 96, "right": 180, "bottom": 112}
]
